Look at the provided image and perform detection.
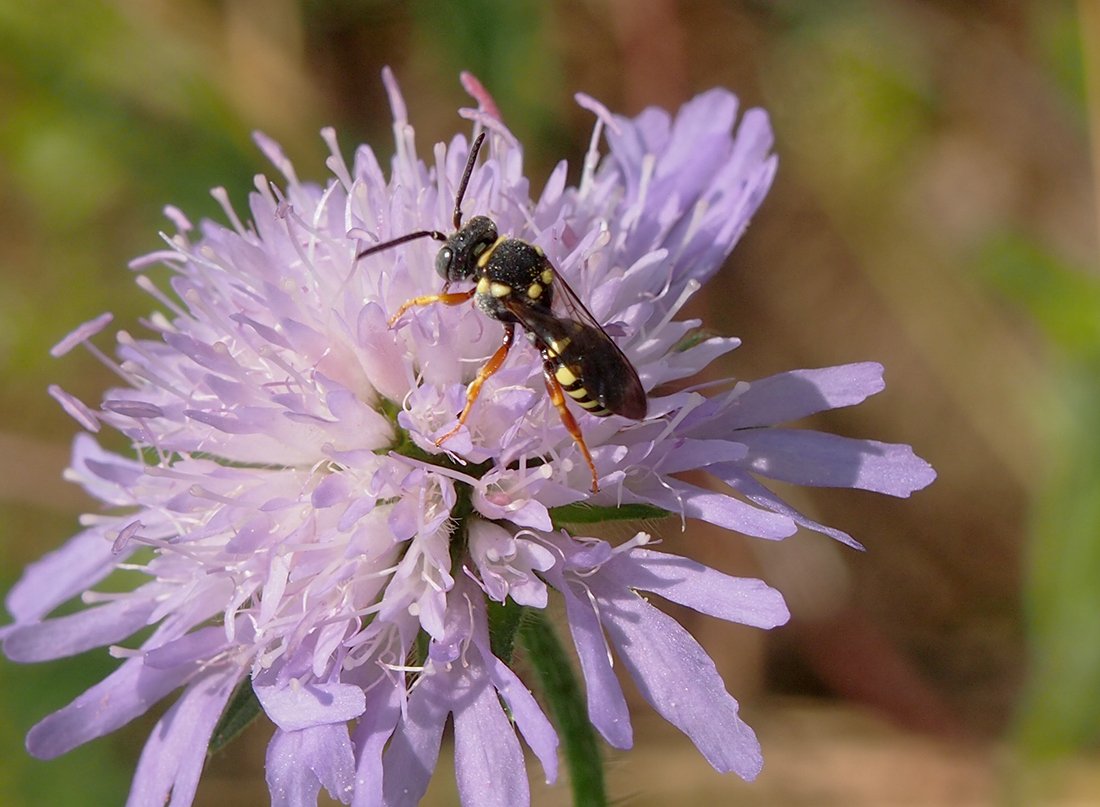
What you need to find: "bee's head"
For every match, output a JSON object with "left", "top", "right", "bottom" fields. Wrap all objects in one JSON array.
[{"left": 435, "top": 215, "right": 498, "bottom": 282}]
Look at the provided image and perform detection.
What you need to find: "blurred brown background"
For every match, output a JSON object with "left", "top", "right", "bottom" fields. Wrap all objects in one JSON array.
[{"left": 3, "top": 1, "right": 1099, "bottom": 804}]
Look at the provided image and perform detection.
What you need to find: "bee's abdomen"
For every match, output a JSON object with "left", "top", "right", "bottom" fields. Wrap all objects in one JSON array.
[{"left": 551, "top": 360, "right": 611, "bottom": 417}]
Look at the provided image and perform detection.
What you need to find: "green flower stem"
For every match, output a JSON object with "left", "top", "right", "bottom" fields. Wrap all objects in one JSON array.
[
  {"left": 519, "top": 610, "right": 607, "bottom": 807},
  {"left": 487, "top": 599, "right": 526, "bottom": 662}
]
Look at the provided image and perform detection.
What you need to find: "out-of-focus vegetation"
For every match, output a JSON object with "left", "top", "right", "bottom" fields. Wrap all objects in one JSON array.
[{"left": 2, "top": 1, "right": 1098, "bottom": 804}]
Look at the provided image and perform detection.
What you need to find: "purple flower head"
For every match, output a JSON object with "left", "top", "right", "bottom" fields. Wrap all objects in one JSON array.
[{"left": 4, "top": 69, "right": 934, "bottom": 806}]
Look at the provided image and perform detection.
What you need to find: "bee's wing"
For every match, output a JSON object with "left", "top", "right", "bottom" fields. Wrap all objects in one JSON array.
[
  {"left": 551, "top": 273, "right": 647, "bottom": 417},
  {"left": 505, "top": 276, "right": 647, "bottom": 420}
]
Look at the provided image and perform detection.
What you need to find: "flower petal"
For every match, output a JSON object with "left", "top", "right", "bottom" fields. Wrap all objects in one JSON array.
[
  {"left": 26, "top": 638, "right": 216, "bottom": 759},
  {"left": 381, "top": 672, "right": 450, "bottom": 807},
  {"left": 683, "top": 363, "right": 887, "bottom": 435},
  {"left": 648, "top": 438, "right": 747, "bottom": 475},
  {"left": 549, "top": 566, "right": 632, "bottom": 749},
  {"left": 608, "top": 547, "right": 790, "bottom": 629},
  {"left": 254, "top": 679, "right": 367, "bottom": 732},
  {"left": 350, "top": 671, "right": 403, "bottom": 807},
  {"left": 453, "top": 670, "right": 530, "bottom": 807},
  {"left": 599, "top": 588, "right": 763, "bottom": 780},
  {"left": 634, "top": 478, "right": 797, "bottom": 540},
  {"left": 482, "top": 655, "right": 559, "bottom": 783},
  {"left": 125, "top": 668, "right": 238, "bottom": 807},
  {"left": 4, "top": 594, "right": 158, "bottom": 662},
  {"left": 266, "top": 724, "right": 357, "bottom": 807},
  {"left": 731, "top": 429, "right": 937, "bottom": 496},
  {"left": 721, "top": 468, "right": 866, "bottom": 549},
  {"left": 5, "top": 526, "right": 128, "bottom": 622}
]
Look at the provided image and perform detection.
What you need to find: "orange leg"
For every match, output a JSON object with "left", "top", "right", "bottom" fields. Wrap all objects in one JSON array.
[
  {"left": 435, "top": 323, "right": 516, "bottom": 447},
  {"left": 388, "top": 288, "right": 475, "bottom": 327},
  {"left": 541, "top": 361, "right": 600, "bottom": 493}
]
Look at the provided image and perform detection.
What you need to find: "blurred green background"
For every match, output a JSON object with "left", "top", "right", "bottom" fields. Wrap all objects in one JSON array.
[{"left": 2, "top": 1, "right": 1099, "bottom": 804}]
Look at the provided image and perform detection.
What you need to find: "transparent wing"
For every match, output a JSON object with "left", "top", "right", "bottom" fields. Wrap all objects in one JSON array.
[
  {"left": 504, "top": 275, "right": 647, "bottom": 419},
  {"left": 550, "top": 272, "right": 643, "bottom": 384}
]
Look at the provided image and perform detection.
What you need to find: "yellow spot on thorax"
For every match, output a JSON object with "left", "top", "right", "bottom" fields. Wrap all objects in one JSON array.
[{"left": 476, "top": 236, "right": 506, "bottom": 269}]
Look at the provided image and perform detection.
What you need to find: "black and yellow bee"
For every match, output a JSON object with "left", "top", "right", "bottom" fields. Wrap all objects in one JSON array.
[{"left": 357, "top": 132, "right": 647, "bottom": 492}]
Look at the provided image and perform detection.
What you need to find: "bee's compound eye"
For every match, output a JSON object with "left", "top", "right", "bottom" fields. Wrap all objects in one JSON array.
[{"left": 435, "top": 246, "right": 454, "bottom": 278}]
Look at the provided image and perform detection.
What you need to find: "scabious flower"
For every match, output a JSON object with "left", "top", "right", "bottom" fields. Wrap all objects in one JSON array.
[{"left": 3, "top": 69, "right": 934, "bottom": 807}]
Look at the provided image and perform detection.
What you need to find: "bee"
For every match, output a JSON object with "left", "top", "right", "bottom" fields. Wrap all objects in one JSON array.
[{"left": 357, "top": 132, "right": 647, "bottom": 492}]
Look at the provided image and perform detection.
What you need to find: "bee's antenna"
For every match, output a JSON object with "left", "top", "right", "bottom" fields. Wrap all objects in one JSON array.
[
  {"left": 356, "top": 131, "right": 486, "bottom": 261},
  {"left": 356, "top": 229, "right": 447, "bottom": 261},
  {"left": 453, "top": 131, "right": 486, "bottom": 230}
]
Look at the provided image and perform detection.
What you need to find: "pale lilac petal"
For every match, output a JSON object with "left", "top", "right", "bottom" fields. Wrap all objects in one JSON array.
[
  {"left": 381, "top": 673, "right": 450, "bottom": 807},
  {"left": 266, "top": 724, "right": 357, "bottom": 807},
  {"left": 350, "top": 673, "right": 403, "bottom": 807},
  {"left": 635, "top": 479, "right": 797, "bottom": 540},
  {"left": 125, "top": 669, "right": 238, "bottom": 807},
  {"left": 732, "top": 429, "right": 937, "bottom": 496},
  {"left": 66, "top": 433, "right": 145, "bottom": 505},
  {"left": 482, "top": 656, "right": 559, "bottom": 782},
  {"left": 4, "top": 594, "right": 158, "bottom": 662},
  {"left": 311, "top": 472, "right": 351, "bottom": 508},
  {"left": 467, "top": 520, "right": 552, "bottom": 609},
  {"left": 548, "top": 566, "right": 632, "bottom": 749},
  {"left": 446, "top": 577, "right": 560, "bottom": 781},
  {"left": 27, "top": 647, "right": 207, "bottom": 759},
  {"left": 659, "top": 89, "right": 740, "bottom": 197},
  {"left": 254, "top": 680, "right": 367, "bottom": 732},
  {"left": 600, "top": 588, "right": 763, "bottom": 780},
  {"left": 654, "top": 337, "right": 742, "bottom": 385},
  {"left": 721, "top": 469, "right": 865, "bottom": 549},
  {"left": 680, "top": 363, "right": 886, "bottom": 437},
  {"left": 142, "top": 625, "right": 235, "bottom": 670},
  {"left": 5, "top": 525, "right": 125, "bottom": 621},
  {"left": 253, "top": 133, "right": 296, "bottom": 187},
  {"left": 267, "top": 730, "right": 324, "bottom": 807},
  {"left": 473, "top": 487, "right": 553, "bottom": 531},
  {"left": 648, "top": 438, "right": 747, "bottom": 475},
  {"left": 608, "top": 548, "right": 790, "bottom": 629},
  {"left": 355, "top": 303, "right": 413, "bottom": 402},
  {"left": 231, "top": 312, "right": 293, "bottom": 349},
  {"left": 453, "top": 672, "right": 530, "bottom": 807}
]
